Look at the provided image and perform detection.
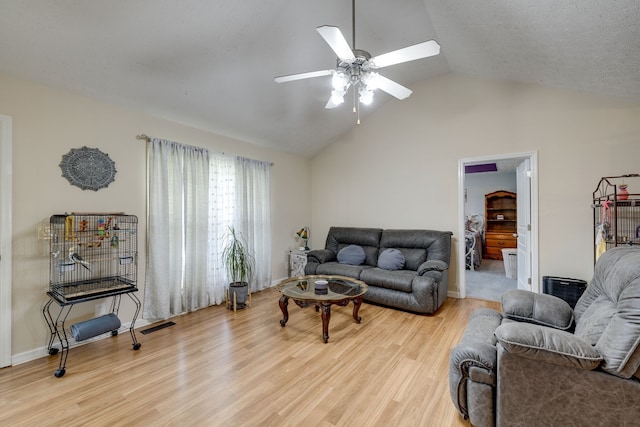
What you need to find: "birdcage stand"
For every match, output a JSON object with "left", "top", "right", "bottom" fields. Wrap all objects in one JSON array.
[{"left": 43, "top": 286, "right": 142, "bottom": 378}]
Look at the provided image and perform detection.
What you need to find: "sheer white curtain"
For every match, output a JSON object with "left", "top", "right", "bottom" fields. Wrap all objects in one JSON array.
[
  {"left": 234, "top": 157, "right": 272, "bottom": 292},
  {"left": 144, "top": 139, "right": 272, "bottom": 320},
  {"left": 208, "top": 153, "right": 236, "bottom": 305},
  {"left": 144, "top": 138, "right": 211, "bottom": 320}
]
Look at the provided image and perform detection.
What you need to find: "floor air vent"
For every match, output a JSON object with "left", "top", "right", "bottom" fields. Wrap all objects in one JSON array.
[{"left": 140, "top": 321, "right": 176, "bottom": 335}]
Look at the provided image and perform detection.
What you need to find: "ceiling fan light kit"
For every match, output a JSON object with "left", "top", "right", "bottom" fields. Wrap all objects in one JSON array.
[{"left": 274, "top": 0, "right": 440, "bottom": 123}]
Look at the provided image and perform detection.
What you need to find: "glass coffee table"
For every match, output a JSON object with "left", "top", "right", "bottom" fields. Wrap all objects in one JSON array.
[{"left": 277, "top": 275, "right": 368, "bottom": 343}]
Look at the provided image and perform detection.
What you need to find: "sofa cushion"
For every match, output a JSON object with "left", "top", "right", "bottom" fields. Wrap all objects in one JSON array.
[
  {"left": 399, "top": 248, "right": 427, "bottom": 271},
  {"left": 325, "top": 227, "right": 382, "bottom": 267},
  {"left": 360, "top": 268, "right": 415, "bottom": 293},
  {"left": 316, "top": 261, "right": 372, "bottom": 278},
  {"left": 573, "top": 247, "right": 640, "bottom": 378},
  {"left": 337, "top": 244, "right": 366, "bottom": 265},
  {"left": 377, "top": 248, "right": 405, "bottom": 270},
  {"left": 380, "top": 229, "right": 452, "bottom": 271},
  {"left": 495, "top": 322, "right": 603, "bottom": 371},
  {"left": 574, "top": 295, "right": 618, "bottom": 345}
]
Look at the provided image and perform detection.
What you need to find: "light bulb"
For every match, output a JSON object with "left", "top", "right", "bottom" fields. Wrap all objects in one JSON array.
[
  {"left": 359, "top": 89, "right": 374, "bottom": 105},
  {"left": 330, "top": 89, "right": 345, "bottom": 105},
  {"left": 332, "top": 71, "right": 347, "bottom": 90},
  {"left": 363, "top": 72, "right": 380, "bottom": 90}
]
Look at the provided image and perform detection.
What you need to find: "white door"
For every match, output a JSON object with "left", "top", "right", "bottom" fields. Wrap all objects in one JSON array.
[
  {"left": 516, "top": 159, "right": 531, "bottom": 291},
  {"left": 0, "top": 115, "right": 12, "bottom": 367}
]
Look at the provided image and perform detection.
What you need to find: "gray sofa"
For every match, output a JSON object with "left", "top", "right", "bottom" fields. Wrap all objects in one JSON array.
[
  {"left": 449, "top": 246, "right": 640, "bottom": 427},
  {"left": 304, "top": 226, "right": 453, "bottom": 314}
]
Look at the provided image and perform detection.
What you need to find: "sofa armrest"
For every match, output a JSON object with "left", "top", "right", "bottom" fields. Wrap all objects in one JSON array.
[
  {"left": 417, "top": 259, "right": 449, "bottom": 275},
  {"left": 501, "top": 289, "right": 574, "bottom": 330},
  {"left": 495, "top": 322, "right": 602, "bottom": 371},
  {"left": 449, "top": 340, "right": 497, "bottom": 419},
  {"left": 306, "top": 249, "right": 335, "bottom": 265},
  {"left": 450, "top": 341, "right": 497, "bottom": 382}
]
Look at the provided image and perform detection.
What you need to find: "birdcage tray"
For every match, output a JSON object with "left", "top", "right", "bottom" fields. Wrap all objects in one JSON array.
[{"left": 48, "top": 276, "right": 137, "bottom": 304}]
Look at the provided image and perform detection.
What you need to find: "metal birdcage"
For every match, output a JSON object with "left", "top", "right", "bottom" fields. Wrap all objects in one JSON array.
[
  {"left": 592, "top": 175, "right": 640, "bottom": 263},
  {"left": 44, "top": 213, "right": 141, "bottom": 377},
  {"left": 48, "top": 214, "right": 138, "bottom": 300}
]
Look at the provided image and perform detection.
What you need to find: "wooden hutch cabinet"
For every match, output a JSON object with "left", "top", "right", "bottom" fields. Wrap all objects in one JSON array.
[{"left": 484, "top": 190, "right": 517, "bottom": 260}]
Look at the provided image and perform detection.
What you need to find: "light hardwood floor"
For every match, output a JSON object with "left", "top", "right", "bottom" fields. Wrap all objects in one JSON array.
[{"left": 0, "top": 289, "right": 499, "bottom": 426}]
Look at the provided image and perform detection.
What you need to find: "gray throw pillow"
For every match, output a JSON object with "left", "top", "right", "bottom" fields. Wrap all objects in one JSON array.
[
  {"left": 378, "top": 248, "right": 405, "bottom": 270},
  {"left": 337, "top": 245, "right": 366, "bottom": 265}
]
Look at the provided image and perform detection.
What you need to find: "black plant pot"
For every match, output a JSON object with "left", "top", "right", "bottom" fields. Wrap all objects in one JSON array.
[{"left": 228, "top": 282, "right": 249, "bottom": 310}]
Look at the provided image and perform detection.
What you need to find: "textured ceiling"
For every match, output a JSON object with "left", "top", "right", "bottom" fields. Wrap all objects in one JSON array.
[{"left": 0, "top": 1, "right": 638, "bottom": 157}]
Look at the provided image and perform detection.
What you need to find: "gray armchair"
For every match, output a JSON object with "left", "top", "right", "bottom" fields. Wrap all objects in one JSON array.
[{"left": 449, "top": 246, "right": 640, "bottom": 427}]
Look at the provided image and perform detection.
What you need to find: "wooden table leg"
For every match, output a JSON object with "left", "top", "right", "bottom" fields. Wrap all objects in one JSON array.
[
  {"left": 320, "top": 302, "right": 331, "bottom": 343},
  {"left": 352, "top": 296, "right": 363, "bottom": 323},
  {"left": 279, "top": 295, "right": 289, "bottom": 326}
]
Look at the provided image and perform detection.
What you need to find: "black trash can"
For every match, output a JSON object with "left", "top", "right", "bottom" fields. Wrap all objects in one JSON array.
[{"left": 542, "top": 276, "right": 588, "bottom": 308}]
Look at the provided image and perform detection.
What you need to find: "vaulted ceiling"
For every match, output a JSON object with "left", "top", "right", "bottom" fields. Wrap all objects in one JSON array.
[{"left": 1, "top": 1, "right": 638, "bottom": 157}]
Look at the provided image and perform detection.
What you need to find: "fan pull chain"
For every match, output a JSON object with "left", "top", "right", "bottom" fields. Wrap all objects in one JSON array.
[
  {"left": 353, "top": 82, "right": 361, "bottom": 124},
  {"left": 353, "top": 85, "right": 357, "bottom": 114}
]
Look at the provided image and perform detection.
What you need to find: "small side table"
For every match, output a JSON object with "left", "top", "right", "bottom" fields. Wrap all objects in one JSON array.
[{"left": 289, "top": 249, "right": 308, "bottom": 277}]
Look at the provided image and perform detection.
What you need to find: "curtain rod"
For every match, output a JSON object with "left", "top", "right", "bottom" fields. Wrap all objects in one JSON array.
[{"left": 135, "top": 134, "right": 274, "bottom": 166}]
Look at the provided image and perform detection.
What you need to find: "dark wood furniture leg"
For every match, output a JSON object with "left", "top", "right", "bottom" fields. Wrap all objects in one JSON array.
[
  {"left": 352, "top": 296, "right": 363, "bottom": 323},
  {"left": 279, "top": 295, "right": 289, "bottom": 326},
  {"left": 320, "top": 302, "right": 332, "bottom": 343}
]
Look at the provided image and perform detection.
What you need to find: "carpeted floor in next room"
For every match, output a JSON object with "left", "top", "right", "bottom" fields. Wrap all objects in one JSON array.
[{"left": 465, "top": 258, "right": 517, "bottom": 302}]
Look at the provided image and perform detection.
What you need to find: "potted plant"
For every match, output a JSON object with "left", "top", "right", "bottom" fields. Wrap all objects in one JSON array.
[{"left": 222, "top": 226, "right": 255, "bottom": 310}]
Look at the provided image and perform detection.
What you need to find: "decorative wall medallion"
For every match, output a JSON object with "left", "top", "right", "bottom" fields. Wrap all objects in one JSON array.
[{"left": 59, "top": 146, "right": 117, "bottom": 191}]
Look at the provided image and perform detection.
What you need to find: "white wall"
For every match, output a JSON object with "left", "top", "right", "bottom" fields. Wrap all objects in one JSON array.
[
  {"left": 0, "top": 72, "right": 312, "bottom": 360},
  {"left": 310, "top": 74, "right": 640, "bottom": 293}
]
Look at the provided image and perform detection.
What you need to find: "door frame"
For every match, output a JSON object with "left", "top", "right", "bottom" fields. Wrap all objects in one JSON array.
[
  {"left": 0, "top": 115, "right": 12, "bottom": 367},
  {"left": 457, "top": 151, "right": 539, "bottom": 299},
  {"left": 516, "top": 158, "right": 532, "bottom": 291}
]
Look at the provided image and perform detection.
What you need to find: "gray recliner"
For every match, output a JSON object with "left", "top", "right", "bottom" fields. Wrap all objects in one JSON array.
[{"left": 449, "top": 246, "right": 640, "bottom": 427}]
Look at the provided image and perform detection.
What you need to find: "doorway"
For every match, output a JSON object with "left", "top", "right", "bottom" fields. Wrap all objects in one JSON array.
[
  {"left": 457, "top": 152, "right": 539, "bottom": 300},
  {"left": 0, "top": 115, "right": 12, "bottom": 367}
]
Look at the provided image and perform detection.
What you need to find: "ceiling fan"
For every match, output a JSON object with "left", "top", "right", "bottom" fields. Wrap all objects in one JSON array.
[{"left": 274, "top": 0, "right": 440, "bottom": 118}]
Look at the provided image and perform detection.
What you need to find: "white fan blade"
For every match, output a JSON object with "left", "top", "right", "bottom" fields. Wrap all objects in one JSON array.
[
  {"left": 316, "top": 25, "right": 356, "bottom": 62},
  {"left": 274, "top": 69, "right": 333, "bottom": 83},
  {"left": 370, "top": 40, "right": 440, "bottom": 68},
  {"left": 375, "top": 74, "right": 412, "bottom": 100}
]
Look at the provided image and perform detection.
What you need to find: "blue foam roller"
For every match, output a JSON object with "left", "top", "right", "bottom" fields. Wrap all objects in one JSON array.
[{"left": 71, "top": 313, "right": 121, "bottom": 341}]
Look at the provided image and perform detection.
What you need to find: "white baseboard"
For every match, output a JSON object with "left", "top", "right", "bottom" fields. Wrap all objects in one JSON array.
[
  {"left": 270, "top": 277, "right": 287, "bottom": 287},
  {"left": 447, "top": 290, "right": 462, "bottom": 299},
  {"left": 11, "top": 318, "right": 152, "bottom": 366}
]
